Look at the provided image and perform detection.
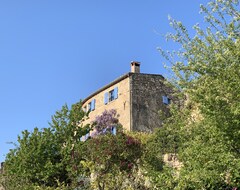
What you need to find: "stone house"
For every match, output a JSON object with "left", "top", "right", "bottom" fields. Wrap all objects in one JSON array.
[{"left": 82, "top": 61, "right": 175, "bottom": 134}]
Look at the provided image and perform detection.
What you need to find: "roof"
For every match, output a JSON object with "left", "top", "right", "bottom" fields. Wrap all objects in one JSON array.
[
  {"left": 82, "top": 72, "right": 132, "bottom": 104},
  {"left": 82, "top": 72, "right": 165, "bottom": 105}
]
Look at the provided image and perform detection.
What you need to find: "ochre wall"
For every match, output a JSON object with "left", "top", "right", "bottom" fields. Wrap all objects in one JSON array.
[{"left": 82, "top": 77, "right": 131, "bottom": 131}]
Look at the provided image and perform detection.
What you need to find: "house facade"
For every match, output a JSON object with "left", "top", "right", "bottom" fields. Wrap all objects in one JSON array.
[{"left": 82, "top": 62, "right": 175, "bottom": 132}]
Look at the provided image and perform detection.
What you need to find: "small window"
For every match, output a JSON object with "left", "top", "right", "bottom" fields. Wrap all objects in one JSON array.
[
  {"left": 87, "top": 99, "right": 96, "bottom": 112},
  {"left": 88, "top": 102, "right": 92, "bottom": 111},
  {"left": 104, "top": 87, "right": 118, "bottom": 104},
  {"left": 109, "top": 89, "right": 115, "bottom": 102},
  {"left": 162, "top": 96, "right": 171, "bottom": 105}
]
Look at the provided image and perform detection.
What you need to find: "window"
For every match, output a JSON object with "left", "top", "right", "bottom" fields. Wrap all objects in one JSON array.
[
  {"left": 111, "top": 126, "right": 117, "bottom": 135},
  {"left": 88, "top": 102, "right": 91, "bottom": 112},
  {"left": 87, "top": 99, "right": 96, "bottom": 112},
  {"left": 104, "top": 87, "right": 118, "bottom": 104},
  {"left": 162, "top": 96, "right": 171, "bottom": 105},
  {"left": 109, "top": 89, "right": 115, "bottom": 102}
]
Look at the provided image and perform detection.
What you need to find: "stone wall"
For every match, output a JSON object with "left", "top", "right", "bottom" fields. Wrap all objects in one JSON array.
[
  {"left": 82, "top": 72, "right": 177, "bottom": 133},
  {"left": 130, "top": 73, "right": 176, "bottom": 132},
  {"left": 83, "top": 76, "right": 131, "bottom": 131}
]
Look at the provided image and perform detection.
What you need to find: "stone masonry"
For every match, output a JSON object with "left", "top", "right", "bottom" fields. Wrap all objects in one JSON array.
[
  {"left": 130, "top": 73, "right": 175, "bottom": 131},
  {"left": 82, "top": 62, "right": 175, "bottom": 132}
]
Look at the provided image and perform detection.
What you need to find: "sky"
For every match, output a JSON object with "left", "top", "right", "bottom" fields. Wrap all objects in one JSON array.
[{"left": 0, "top": 0, "right": 210, "bottom": 162}]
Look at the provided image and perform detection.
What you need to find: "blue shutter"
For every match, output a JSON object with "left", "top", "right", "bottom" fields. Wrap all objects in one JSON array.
[
  {"left": 91, "top": 99, "right": 96, "bottom": 111},
  {"left": 114, "top": 87, "right": 118, "bottom": 99},
  {"left": 85, "top": 133, "right": 89, "bottom": 140},
  {"left": 104, "top": 92, "right": 109, "bottom": 104},
  {"left": 80, "top": 136, "right": 84, "bottom": 141},
  {"left": 112, "top": 126, "right": 117, "bottom": 135},
  {"left": 162, "top": 96, "right": 169, "bottom": 105}
]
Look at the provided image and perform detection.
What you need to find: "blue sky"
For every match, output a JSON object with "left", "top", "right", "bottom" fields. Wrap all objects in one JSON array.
[{"left": 0, "top": 0, "right": 209, "bottom": 162}]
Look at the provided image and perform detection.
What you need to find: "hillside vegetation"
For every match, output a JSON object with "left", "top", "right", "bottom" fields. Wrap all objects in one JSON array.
[{"left": 1, "top": 0, "right": 239, "bottom": 189}]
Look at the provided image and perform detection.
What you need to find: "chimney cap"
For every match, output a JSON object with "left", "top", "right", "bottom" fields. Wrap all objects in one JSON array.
[
  {"left": 130, "top": 61, "right": 141, "bottom": 73},
  {"left": 131, "top": 61, "right": 141, "bottom": 66}
]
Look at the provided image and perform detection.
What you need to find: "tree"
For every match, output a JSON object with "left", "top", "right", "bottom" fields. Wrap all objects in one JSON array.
[
  {"left": 154, "top": 0, "right": 240, "bottom": 189},
  {"left": 159, "top": 0, "right": 240, "bottom": 148},
  {"left": 1, "top": 100, "right": 90, "bottom": 190}
]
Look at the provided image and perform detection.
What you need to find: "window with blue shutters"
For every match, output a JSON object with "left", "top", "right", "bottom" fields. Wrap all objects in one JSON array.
[
  {"left": 105, "top": 87, "right": 119, "bottom": 104},
  {"left": 162, "top": 96, "right": 170, "bottom": 105},
  {"left": 87, "top": 99, "right": 96, "bottom": 112}
]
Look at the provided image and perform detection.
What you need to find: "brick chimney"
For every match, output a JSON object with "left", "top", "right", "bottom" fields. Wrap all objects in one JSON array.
[{"left": 131, "top": 61, "right": 140, "bottom": 73}]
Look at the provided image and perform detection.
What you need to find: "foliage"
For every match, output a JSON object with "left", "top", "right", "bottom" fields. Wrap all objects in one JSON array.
[
  {"left": 79, "top": 132, "right": 143, "bottom": 190},
  {"left": 1, "top": 100, "right": 90, "bottom": 190},
  {"left": 1, "top": 1, "right": 240, "bottom": 189},
  {"left": 178, "top": 120, "right": 240, "bottom": 189},
  {"left": 141, "top": 126, "right": 179, "bottom": 189},
  {"left": 75, "top": 110, "right": 145, "bottom": 190},
  {"left": 0, "top": 107, "right": 146, "bottom": 190},
  {"left": 154, "top": 0, "right": 240, "bottom": 189}
]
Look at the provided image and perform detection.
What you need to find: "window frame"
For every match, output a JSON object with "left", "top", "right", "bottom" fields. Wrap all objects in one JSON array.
[
  {"left": 104, "top": 87, "right": 118, "bottom": 105},
  {"left": 109, "top": 89, "right": 115, "bottom": 102}
]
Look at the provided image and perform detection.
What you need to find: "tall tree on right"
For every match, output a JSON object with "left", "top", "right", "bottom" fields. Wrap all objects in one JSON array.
[{"left": 155, "top": 0, "right": 240, "bottom": 189}]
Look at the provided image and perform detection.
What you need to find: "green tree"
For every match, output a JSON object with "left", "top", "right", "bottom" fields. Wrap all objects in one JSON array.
[
  {"left": 1, "top": 100, "right": 90, "bottom": 190},
  {"left": 152, "top": 0, "right": 240, "bottom": 189},
  {"left": 159, "top": 0, "right": 240, "bottom": 150}
]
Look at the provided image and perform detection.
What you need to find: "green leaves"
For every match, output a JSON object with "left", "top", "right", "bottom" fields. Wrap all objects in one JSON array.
[
  {"left": 2, "top": 100, "right": 89, "bottom": 189},
  {"left": 155, "top": 0, "right": 240, "bottom": 189},
  {"left": 80, "top": 132, "right": 143, "bottom": 190}
]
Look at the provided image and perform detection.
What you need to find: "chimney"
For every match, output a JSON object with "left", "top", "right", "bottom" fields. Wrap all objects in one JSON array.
[{"left": 131, "top": 61, "right": 140, "bottom": 73}]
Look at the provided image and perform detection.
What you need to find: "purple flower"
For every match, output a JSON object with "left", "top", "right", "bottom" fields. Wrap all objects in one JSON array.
[{"left": 93, "top": 109, "right": 119, "bottom": 135}]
